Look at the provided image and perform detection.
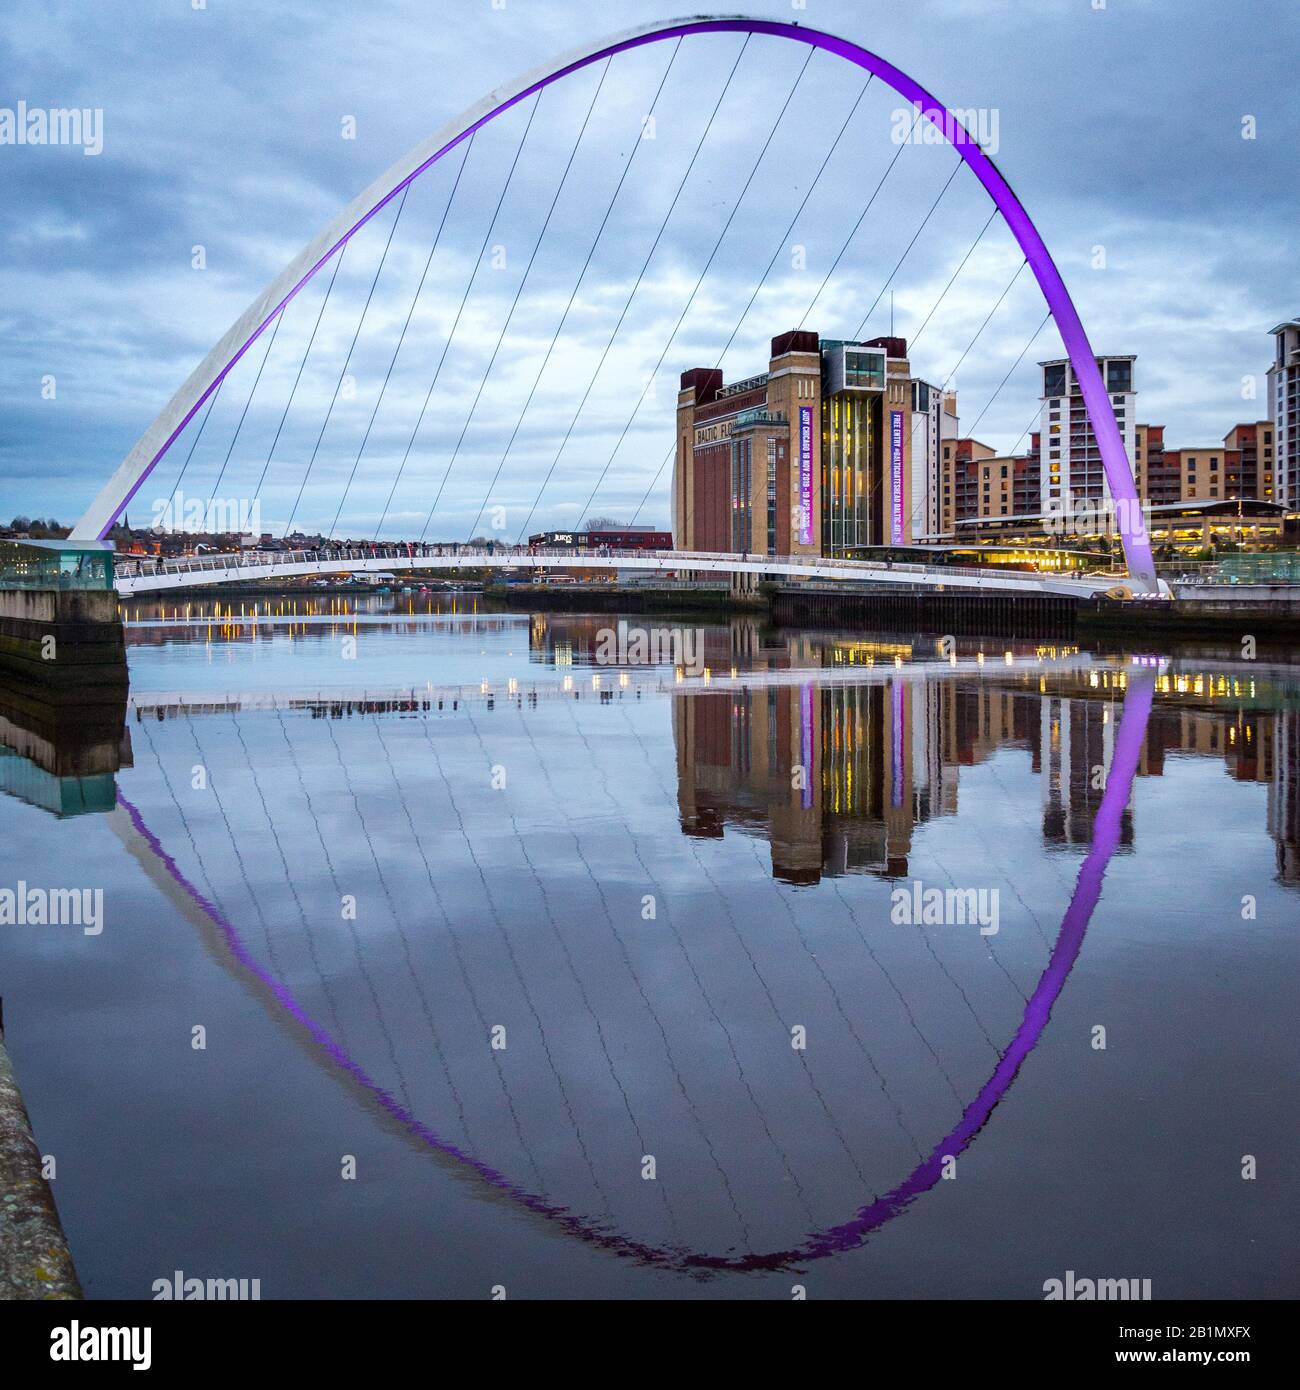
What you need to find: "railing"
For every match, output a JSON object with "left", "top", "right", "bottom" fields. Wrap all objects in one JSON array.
[
  {"left": 1174, "top": 553, "right": 1300, "bottom": 586},
  {"left": 115, "top": 543, "right": 1113, "bottom": 590},
  {"left": 733, "top": 408, "right": 789, "bottom": 428}
]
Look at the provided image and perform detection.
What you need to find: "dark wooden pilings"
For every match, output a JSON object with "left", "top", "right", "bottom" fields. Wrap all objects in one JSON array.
[{"left": 772, "top": 584, "right": 1080, "bottom": 638}]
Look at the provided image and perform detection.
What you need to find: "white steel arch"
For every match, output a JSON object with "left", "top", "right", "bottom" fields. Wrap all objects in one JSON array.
[{"left": 74, "top": 15, "right": 1158, "bottom": 591}]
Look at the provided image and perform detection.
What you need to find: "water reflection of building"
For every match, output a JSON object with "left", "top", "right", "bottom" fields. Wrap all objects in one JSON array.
[
  {"left": 1272, "top": 713, "right": 1299, "bottom": 883},
  {"left": 677, "top": 679, "right": 979, "bottom": 885},
  {"left": 1030, "top": 695, "right": 1133, "bottom": 849},
  {"left": 675, "top": 683, "right": 919, "bottom": 884},
  {"left": 671, "top": 668, "right": 1300, "bottom": 888},
  {"left": 0, "top": 682, "right": 131, "bottom": 817}
]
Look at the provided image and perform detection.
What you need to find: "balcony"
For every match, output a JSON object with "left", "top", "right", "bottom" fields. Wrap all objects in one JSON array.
[{"left": 733, "top": 408, "right": 789, "bottom": 429}]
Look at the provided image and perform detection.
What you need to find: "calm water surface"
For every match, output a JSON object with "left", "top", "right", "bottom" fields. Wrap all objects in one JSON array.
[{"left": 1, "top": 595, "right": 1296, "bottom": 1298}]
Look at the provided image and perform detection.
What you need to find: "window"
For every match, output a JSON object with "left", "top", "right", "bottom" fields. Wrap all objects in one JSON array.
[
  {"left": 1106, "top": 360, "right": 1133, "bottom": 393},
  {"left": 844, "top": 350, "right": 884, "bottom": 389},
  {"left": 766, "top": 439, "right": 777, "bottom": 556}
]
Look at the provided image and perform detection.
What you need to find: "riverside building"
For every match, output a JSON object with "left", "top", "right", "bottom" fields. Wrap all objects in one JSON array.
[
  {"left": 1035, "top": 354, "right": 1137, "bottom": 511},
  {"left": 1268, "top": 318, "right": 1300, "bottom": 507},
  {"left": 672, "top": 331, "right": 952, "bottom": 559}
]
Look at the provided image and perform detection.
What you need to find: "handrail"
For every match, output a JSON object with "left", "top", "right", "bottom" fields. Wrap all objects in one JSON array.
[{"left": 116, "top": 542, "right": 1115, "bottom": 591}]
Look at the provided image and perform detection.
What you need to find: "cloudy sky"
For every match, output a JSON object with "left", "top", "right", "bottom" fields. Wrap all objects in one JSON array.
[{"left": 2, "top": 0, "right": 1296, "bottom": 538}]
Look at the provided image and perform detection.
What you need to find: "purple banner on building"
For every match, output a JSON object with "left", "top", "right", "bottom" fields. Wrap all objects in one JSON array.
[
  {"left": 798, "top": 405, "right": 813, "bottom": 546},
  {"left": 890, "top": 409, "right": 904, "bottom": 546},
  {"left": 890, "top": 676, "right": 905, "bottom": 809}
]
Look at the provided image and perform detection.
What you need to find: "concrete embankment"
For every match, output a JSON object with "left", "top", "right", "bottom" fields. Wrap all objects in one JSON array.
[
  {"left": 0, "top": 1020, "right": 81, "bottom": 1299},
  {"left": 1079, "top": 584, "right": 1300, "bottom": 643},
  {"left": 0, "top": 588, "right": 126, "bottom": 696},
  {"left": 486, "top": 578, "right": 1300, "bottom": 647}
]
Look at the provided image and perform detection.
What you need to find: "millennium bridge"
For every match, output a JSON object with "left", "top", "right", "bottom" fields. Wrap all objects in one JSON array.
[
  {"left": 114, "top": 543, "right": 1138, "bottom": 598},
  {"left": 60, "top": 15, "right": 1158, "bottom": 603}
]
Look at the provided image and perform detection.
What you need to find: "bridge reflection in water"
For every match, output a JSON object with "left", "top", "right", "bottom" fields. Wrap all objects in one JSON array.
[{"left": 17, "top": 629, "right": 1297, "bottom": 1271}]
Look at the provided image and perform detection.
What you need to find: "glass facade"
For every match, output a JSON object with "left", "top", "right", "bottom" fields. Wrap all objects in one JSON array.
[
  {"left": 730, "top": 437, "right": 752, "bottom": 552},
  {"left": 766, "top": 437, "right": 777, "bottom": 555},
  {"left": 0, "top": 539, "right": 114, "bottom": 591},
  {"left": 842, "top": 350, "right": 885, "bottom": 391},
  {"left": 821, "top": 391, "right": 876, "bottom": 555}
]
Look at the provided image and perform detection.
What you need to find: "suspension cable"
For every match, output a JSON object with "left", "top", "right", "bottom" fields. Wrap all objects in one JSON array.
[
  {"left": 712, "top": 77, "right": 872, "bottom": 373},
  {"left": 941, "top": 259, "right": 1027, "bottom": 392},
  {"left": 166, "top": 379, "right": 224, "bottom": 512},
  {"left": 314, "top": 136, "right": 474, "bottom": 542},
  {"left": 288, "top": 180, "right": 412, "bottom": 539},
  {"left": 207, "top": 308, "right": 285, "bottom": 500},
  {"left": 450, "top": 37, "right": 684, "bottom": 545},
  {"left": 572, "top": 46, "right": 814, "bottom": 531},
  {"left": 252, "top": 247, "right": 347, "bottom": 521},
  {"left": 628, "top": 76, "right": 875, "bottom": 528},
  {"left": 512, "top": 35, "right": 751, "bottom": 544},
  {"left": 795, "top": 103, "right": 926, "bottom": 330},
  {"left": 370, "top": 92, "right": 542, "bottom": 543},
  {"left": 907, "top": 208, "right": 997, "bottom": 353},
  {"left": 852, "top": 158, "right": 962, "bottom": 339},
  {"left": 368, "top": 134, "right": 477, "bottom": 540},
  {"left": 442, "top": 59, "right": 615, "bottom": 540},
  {"left": 962, "top": 310, "right": 1052, "bottom": 440}
]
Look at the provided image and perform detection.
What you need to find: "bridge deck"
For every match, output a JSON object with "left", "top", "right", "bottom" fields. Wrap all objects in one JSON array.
[{"left": 115, "top": 546, "right": 1129, "bottom": 599}]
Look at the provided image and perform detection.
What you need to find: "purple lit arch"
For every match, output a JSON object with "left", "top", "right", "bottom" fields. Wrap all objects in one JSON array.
[
  {"left": 71, "top": 15, "right": 1157, "bottom": 590},
  {"left": 115, "top": 667, "right": 1155, "bottom": 1272}
]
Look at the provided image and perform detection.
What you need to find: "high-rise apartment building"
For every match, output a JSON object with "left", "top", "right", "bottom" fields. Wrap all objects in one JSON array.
[
  {"left": 1036, "top": 354, "right": 1137, "bottom": 511},
  {"left": 1267, "top": 319, "right": 1300, "bottom": 507}
]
